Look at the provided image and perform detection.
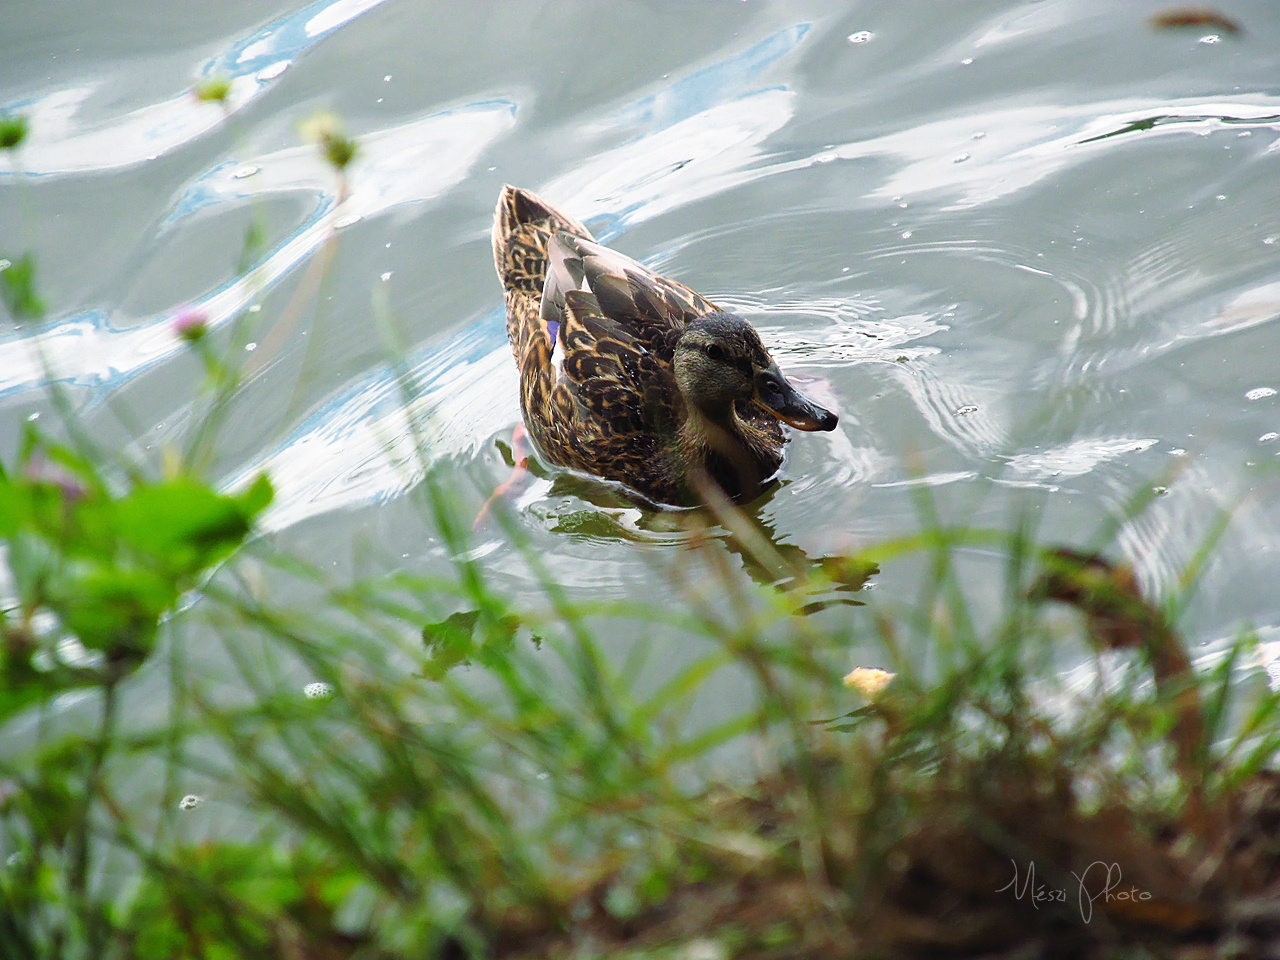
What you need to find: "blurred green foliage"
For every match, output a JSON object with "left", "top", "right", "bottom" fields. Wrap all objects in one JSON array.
[
  {"left": 0, "top": 434, "right": 271, "bottom": 720},
  {"left": 0, "top": 114, "right": 27, "bottom": 150},
  {"left": 0, "top": 254, "right": 47, "bottom": 322}
]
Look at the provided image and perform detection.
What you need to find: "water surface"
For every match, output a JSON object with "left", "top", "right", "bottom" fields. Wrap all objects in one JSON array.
[{"left": 5, "top": 0, "right": 1280, "bottom": 705}]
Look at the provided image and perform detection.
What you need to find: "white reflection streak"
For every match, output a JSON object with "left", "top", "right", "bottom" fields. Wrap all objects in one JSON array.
[
  {"left": 241, "top": 337, "right": 519, "bottom": 533},
  {"left": 0, "top": 82, "right": 249, "bottom": 177},
  {"left": 0, "top": 104, "right": 517, "bottom": 398},
  {"left": 541, "top": 87, "right": 795, "bottom": 230},
  {"left": 305, "top": 0, "right": 385, "bottom": 36},
  {"left": 760, "top": 96, "right": 1280, "bottom": 211},
  {"left": 0, "top": 0, "right": 393, "bottom": 176},
  {"left": 1205, "top": 281, "right": 1280, "bottom": 336},
  {"left": 1006, "top": 437, "right": 1158, "bottom": 481}
]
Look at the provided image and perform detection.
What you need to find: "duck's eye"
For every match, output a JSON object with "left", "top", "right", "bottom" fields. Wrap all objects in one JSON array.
[{"left": 706, "top": 344, "right": 726, "bottom": 362}]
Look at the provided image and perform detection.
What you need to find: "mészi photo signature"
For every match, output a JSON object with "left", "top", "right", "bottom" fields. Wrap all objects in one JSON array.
[{"left": 996, "top": 859, "right": 1153, "bottom": 923}]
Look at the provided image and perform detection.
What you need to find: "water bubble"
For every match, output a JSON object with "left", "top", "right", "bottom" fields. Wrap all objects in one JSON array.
[
  {"left": 956, "top": 404, "right": 979, "bottom": 416},
  {"left": 961, "top": 57, "right": 974, "bottom": 65},
  {"left": 245, "top": 342, "right": 257, "bottom": 351},
  {"left": 0, "top": 259, "right": 10, "bottom": 271},
  {"left": 179, "top": 794, "right": 203, "bottom": 811},
  {"left": 26, "top": 412, "right": 38, "bottom": 421},
  {"left": 953, "top": 153, "right": 970, "bottom": 163},
  {"left": 1246, "top": 387, "right": 1277, "bottom": 401},
  {"left": 384, "top": 75, "right": 392, "bottom": 81},
  {"left": 304, "top": 681, "right": 334, "bottom": 699},
  {"left": 847, "top": 30, "right": 873, "bottom": 43},
  {"left": 1199, "top": 34, "right": 1221, "bottom": 45},
  {"left": 1261, "top": 432, "right": 1279, "bottom": 442},
  {"left": 380, "top": 272, "right": 392, "bottom": 281},
  {"left": 231, "top": 165, "right": 260, "bottom": 179},
  {"left": 248, "top": 304, "right": 261, "bottom": 312},
  {"left": 901, "top": 230, "right": 913, "bottom": 239},
  {"left": 972, "top": 131, "right": 986, "bottom": 140},
  {"left": 334, "top": 214, "right": 362, "bottom": 230},
  {"left": 813, "top": 150, "right": 837, "bottom": 164},
  {"left": 536, "top": 771, "right": 550, "bottom": 780}
]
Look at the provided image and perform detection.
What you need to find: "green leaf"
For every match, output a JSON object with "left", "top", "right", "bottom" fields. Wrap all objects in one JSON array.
[
  {"left": 194, "top": 76, "right": 232, "bottom": 103},
  {"left": 0, "top": 114, "right": 27, "bottom": 150},
  {"left": 421, "top": 609, "right": 522, "bottom": 679},
  {"left": 422, "top": 610, "right": 481, "bottom": 679},
  {"left": 236, "top": 222, "right": 267, "bottom": 275},
  {"left": 236, "top": 473, "right": 274, "bottom": 519},
  {"left": 0, "top": 477, "right": 21, "bottom": 537},
  {"left": 474, "top": 613, "right": 520, "bottom": 669},
  {"left": 0, "top": 679, "right": 47, "bottom": 729},
  {"left": 112, "top": 479, "right": 262, "bottom": 579},
  {"left": 0, "top": 465, "right": 268, "bottom": 680},
  {"left": 50, "top": 565, "right": 170, "bottom": 655},
  {"left": 0, "top": 253, "right": 47, "bottom": 322}
]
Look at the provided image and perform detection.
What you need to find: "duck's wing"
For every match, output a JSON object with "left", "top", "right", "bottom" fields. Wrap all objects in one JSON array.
[
  {"left": 555, "top": 288, "right": 681, "bottom": 439},
  {"left": 492, "top": 187, "right": 594, "bottom": 372},
  {"left": 543, "top": 232, "right": 719, "bottom": 355},
  {"left": 542, "top": 229, "right": 726, "bottom": 439},
  {"left": 493, "top": 187, "right": 592, "bottom": 297},
  {"left": 519, "top": 285, "right": 683, "bottom": 505}
]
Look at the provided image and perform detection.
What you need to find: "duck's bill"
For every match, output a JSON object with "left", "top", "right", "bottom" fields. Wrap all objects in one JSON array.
[{"left": 754, "top": 374, "right": 839, "bottom": 432}]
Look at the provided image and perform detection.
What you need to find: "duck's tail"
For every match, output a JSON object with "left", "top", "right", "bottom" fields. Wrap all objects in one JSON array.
[{"left": 491, "top": 186, "right": 593, "bottom": 300}]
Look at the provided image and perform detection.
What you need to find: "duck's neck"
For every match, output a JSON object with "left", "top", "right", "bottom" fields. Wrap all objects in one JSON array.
[{"left": 678, "top": 405, "right": 775, "bottom": 503}]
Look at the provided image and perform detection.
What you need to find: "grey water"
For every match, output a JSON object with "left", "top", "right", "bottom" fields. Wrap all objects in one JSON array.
[{"left": 4, "top": 0, "right": 1280, "bottom": 707}]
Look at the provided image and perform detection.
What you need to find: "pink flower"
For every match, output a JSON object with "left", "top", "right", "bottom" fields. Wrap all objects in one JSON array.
[
  {"left": 24, "top": 453, "right": 89, "bottom": 502},
  {"left": 173, "top": 307, "right": 208, "bottom": 343}
]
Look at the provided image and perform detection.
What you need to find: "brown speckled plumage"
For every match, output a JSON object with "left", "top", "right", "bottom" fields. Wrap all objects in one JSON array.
[{"left": 492, "top": 185, "right": 836, "bottom": 506}]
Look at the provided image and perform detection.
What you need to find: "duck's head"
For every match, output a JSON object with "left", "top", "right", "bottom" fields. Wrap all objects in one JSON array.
[{"left": 673, "top": 313, "right": 838, "bottom": 432}]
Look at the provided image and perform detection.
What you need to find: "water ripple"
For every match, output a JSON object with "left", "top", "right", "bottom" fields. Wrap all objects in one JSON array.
[
  {"left": 230, "top": 317, "right": 517, "bottom": 533},
  {"left": 0, "top": 100, "right": 516, "bottom": 401},
  {"left": 755, "top": 95, "right": 1280, "bottom": 211},
  {"left": 0, "top": 0, "right": 393, "bottom": 177}
]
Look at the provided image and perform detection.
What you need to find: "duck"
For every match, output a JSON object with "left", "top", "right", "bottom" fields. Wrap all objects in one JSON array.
[{"left": 492, "top": 185, "right": 837, "bottom": 507}]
